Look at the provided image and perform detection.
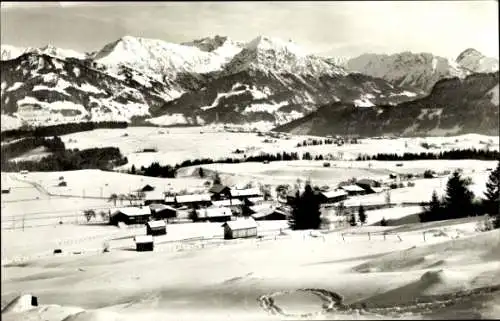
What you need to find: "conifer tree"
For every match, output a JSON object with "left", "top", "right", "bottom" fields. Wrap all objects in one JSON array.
[{"left": 358, "top": 205, "right": 367, "bottom": 225}]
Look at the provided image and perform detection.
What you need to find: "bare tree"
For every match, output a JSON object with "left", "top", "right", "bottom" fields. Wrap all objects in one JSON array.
[{"left": 84, "top": 209, "right": 96, "bottom": 222}]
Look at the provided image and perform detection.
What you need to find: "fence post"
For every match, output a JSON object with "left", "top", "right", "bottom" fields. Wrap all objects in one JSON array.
[
  {"left": 341, "top": 233, "right": 345, "bottom": 241},
  {"left": 383, "top": 233, "right": 386, "bottom": 241},
  {"left": 368, "top": 232, "right": 371, "bottom": 241},
  {"left": 423, "top": 232, "right": 426, "bottom": 242}
]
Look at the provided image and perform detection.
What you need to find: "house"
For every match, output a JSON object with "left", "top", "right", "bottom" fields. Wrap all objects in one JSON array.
[
  {"left": 230, "top": 188, "right": 262, "bottom": 201},
  {"left": 356, "top": 179, "right": 381, "bottom": 194},
  {"left": 212, "top": 199, "right": 243, "bottom": 214},
  {"left": 196, "top": 206, "right": 232, "bottom": 222},
  {"left": 144, "top": 190, "right": 166, "bottom": 205},
  {"left": 149, "top": 203, "right": 177, "bottom": 219},
  {"left": 251, "top": 206, "right": 288, "bottom": 221},
  {"left": 109, "top": 207, "right": 152, "bottom": 226},
  {"left": 209, "top": 184, "right": 231, "bottom": 200},
  {"left": 139, "top": 184, "right": 155, "bottom": 192},
  {"left": 146, "top": 220, "right": 167, "bottom": 236},
  {"left": 175, "top": 193, "right": 212, "bottom": 207},
  {"left": 134, "top": 235, "right": 154, "bottom": 251},
  {"left": 222, "top": 218, "right": 258, "bottom": 239},
  {"left": 340, "top": 184, "right": 366, "bottom": 196},
  {"left": 318, "top": 190, "right": 348, "bottom": 205}
]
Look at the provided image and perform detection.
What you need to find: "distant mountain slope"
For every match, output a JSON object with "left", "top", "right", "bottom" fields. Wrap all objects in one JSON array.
[
  {"left": 1, "top": 44, "right": 86, "bottom": 61},
  {"left": 275, "top": 72, "right": 499, "bottom": 137},
  {"left": 0, "top": 53, "right": 171, "bottom": 128},
  {"left": 148, "top": 36, "right": 419, "bottom": 128}
]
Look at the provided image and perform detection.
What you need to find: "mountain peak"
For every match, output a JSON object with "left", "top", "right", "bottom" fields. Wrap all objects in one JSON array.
[
  {"left": 456, "top": 48, "right": 483, "bottom": 62},
  {"left": 246, "top": 35, "right": 306, "bottom": 57}
]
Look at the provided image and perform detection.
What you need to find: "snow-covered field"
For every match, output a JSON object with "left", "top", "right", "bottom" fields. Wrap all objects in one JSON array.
[
  {"left": 54, "top": 127, "right": 499, "bottom": 169},
  {"left": 2, "top": 217, "right": 499, "bottom": 320}
]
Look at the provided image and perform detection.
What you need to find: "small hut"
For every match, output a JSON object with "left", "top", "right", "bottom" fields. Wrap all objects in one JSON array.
[
  {"left": 146, "top": 220, "right": 167, "bottom": 236},
  {"left": 222, "top": 218, "right": 258, "bottom": 240},
  {"left": 134, "top": 235, "right": 154, "bottom": 252}
]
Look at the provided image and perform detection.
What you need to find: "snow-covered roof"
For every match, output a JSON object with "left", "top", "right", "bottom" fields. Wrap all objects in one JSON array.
[
  {"left": 371, "top": 187, "right": 387, "bottom": 193},
  {"left": 113, "top": 206, "right": 151, "bottom": 217},
  {"left": 248, "top": 196, "right": 264, "bottom": 203},
  {"left": 144, "top": 191, "right": 165, "bottom": 201},
  {"left": 223, "top": 218, "right": 258, "bottom": 230},
  {"left": 230, "top": 188, "right": 261, "bottom": 197},
  {"left": 176, "top": 193, "right": 212, "bottom": 203},
  {"left": 320, "top": 190, "right": 348, "bottom": 199},
  {"left": 147, "top": 220, "right": 166, "bottom": 228},
  {"left": 196, "top": 207, "right": 232, "bottom": 218},
  {"left": 212, "top": 199, "right": 243, "bottom": 207},
  {"left": 340, "top": 185, "right": 365, "bottom": 192},
  {"left": 135, "top": 235, "right": 153, "bottom": 244},
  {"left": 252, "top": 208, "right": 288, "bottom": 219}
]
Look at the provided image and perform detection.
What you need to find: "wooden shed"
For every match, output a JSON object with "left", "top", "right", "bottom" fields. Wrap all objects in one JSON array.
[
  {"left": 340, "top": 184, "right": 366, "bottom": 196},
  {"left": 149, "top": 203, "right": 177, "bottom": 219},
  {"left": 230, "top": 188, "right": 262, "bottom": 201},
  {"left": 196, "top": 206, "right": 232, "bottom": 222},
  {"left": 222, "top": 218, "right": 258, "bottom": 240},
  {"left": 175, "top": 193, "right": 212, "bottom": 208},
  {"left": 144, "top": 190, "right": 166, "bottom": 205},
  {"left": 146, "top": 220, "right": 167, "bottom": 236},
  {"left": 134, "top": 235, "right": 154, "bottom": 252}
]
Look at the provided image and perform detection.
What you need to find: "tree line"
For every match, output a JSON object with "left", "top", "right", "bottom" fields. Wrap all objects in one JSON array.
[
  {"left": 1, "top": 136, "right": 65, "bottom": 166},
  {"left": 357, "top": 149, "right": 499, "bottom": 161},
  {"left": 132, "top": 152, "right": 302, "bottom": 178},
  {"left": 2, "top": 146, "right": 127, "bottom": 172},
  {"left": 1, "top": 121, "right": 128, "bottom": 141},
  {"left": 420, "top": 161, "right": 499, "bottom": 229}
]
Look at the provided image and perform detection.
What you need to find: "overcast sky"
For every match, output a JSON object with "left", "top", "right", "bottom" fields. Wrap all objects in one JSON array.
[{"left": 1, "top": 1, "right": 498, "bottom": 58}]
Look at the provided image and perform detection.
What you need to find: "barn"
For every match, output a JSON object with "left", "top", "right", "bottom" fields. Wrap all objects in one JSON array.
[
  {"left": 318, "top": 190, "right": 348, "bottom": 206},
  {"left": 222, "top": 218, "right": 258, "bottom": 240},
  {"left": 135, "top": 235, "right": 154, "bottom": 252},
  {"left": 146, "top": 220, "right": 167, "bottom": 236},
  {"left": 109, "top": 207, "right": 152, "bottom": 226},
  {"left": 196, "top": 206, "right": 232, "bottom": 222},
  {"left": 209, "top": 184, "right": 231, "bottom": 200}
]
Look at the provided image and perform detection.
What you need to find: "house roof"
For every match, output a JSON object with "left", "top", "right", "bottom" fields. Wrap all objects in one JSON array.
[
  {"left": 112, "top": 206, "right": 151, "bottom": 217},
  {"left": 209, "top": 184, "right": 230, "bottom": 194},
  {"left": 247, "top": 196, "right": 264, "bottom": 203},
  {"left": 135, "top": 235, "right": 153, "bottom": 244},
  {"left": 340, "top": 185, "right": 365, "bottom": 192},
  {"left": 140, "top": 184, "right": 155, "bottom": 192},
  {"left": 176, "top": 193, "right": 212, "bottom": 203},
  {"left": 357, "top": 179, "right": 378, "bottom": 186},
  {"left": 144, "top": 190, "right": 165, "bottom": 201},
  {"left": 149, "top": 203, "right": 177, "bottom": 212},
  {"left": 212, "top": 199, "right": 243, "bottom": 207},
  {"left": 222, "top": 218, "right": 258, "bottom": 230},
  {"left": 252, "top": 208, "right": 288, "bottom": 219},
  {"left": 320, "top": 190, "right": 348, "bottom": 199},
  {"left": 147, "top": 220, "right": 166, "bottom": 228},
  {"left": 196, "top": 207, "right": 232, "bottom": 218},
  {"left": 230, "top": 188, "right": 261, "bottom": 197}
]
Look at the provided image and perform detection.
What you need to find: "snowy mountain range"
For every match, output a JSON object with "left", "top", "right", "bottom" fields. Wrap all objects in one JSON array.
[
  {"left": 275, "top": 72, "right": 499, "bottom": 137},
  {"left": 343, "top": 49, "right": 498, "bottom": 92},
  {"left": 1, "top": 36, "right": 497, "bottom": 131}
]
